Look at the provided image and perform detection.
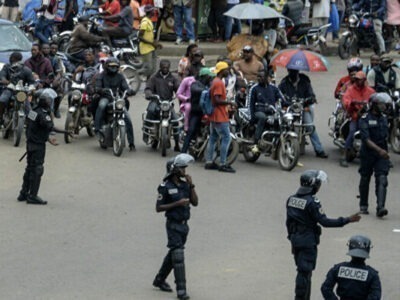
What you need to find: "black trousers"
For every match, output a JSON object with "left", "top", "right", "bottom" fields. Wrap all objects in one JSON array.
[{"left": 21, "top": 143, "right": 46, "bottom": 197}]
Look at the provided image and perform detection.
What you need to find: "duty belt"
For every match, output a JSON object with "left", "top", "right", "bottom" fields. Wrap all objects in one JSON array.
[{"left": 168, "top": 219, "right": 187, "bottom": 225}]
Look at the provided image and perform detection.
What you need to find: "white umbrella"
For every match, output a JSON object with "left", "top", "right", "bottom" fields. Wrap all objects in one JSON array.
[{"left": 224, "top": 3, "right": 284, "bottom": 20}]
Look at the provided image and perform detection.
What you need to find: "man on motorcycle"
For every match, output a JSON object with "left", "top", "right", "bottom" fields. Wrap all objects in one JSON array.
[
  {"left": 334, "top": 57, "right": 363, "bottom": 100},
  {"left": 144, "top": 59, "right": 181, "bottom": 152},
  {"left": 249, "top": 69, "right": 287, "bottom": 151},
  {"left": 233, "top": 45, "right": 265, "bottom": 83},
  {"left": 0, "top": 52, "right": 35, "bottom": 128},
  {"left": 73, "top": 49, "right": 101, "bottom": 97},
  {"left": 340, "top": 71, "right": 375, "bottom": 167},
  {"left": 24, "top": 44, "right": 54, "bottom": 89},
  {"left": 34, "top": 0, "right": 57, "bottom": 44},
  {"left": 279, "top": 68, "right": 329, "bottom": 158},
  {"left": 95, "top": 57, "right": 136, "bottom": 151},
  {"left": 100, "top": 0, "right": 134, "bottom": 46},
  {"left": 68, "top": 16, "right": 107, "bottom": 61},
  {"left": 352, "top": 0, "right": 386, "bottom": 54},
  {"left": 367, "top": 55, "right": 400, "bottom": 93}
]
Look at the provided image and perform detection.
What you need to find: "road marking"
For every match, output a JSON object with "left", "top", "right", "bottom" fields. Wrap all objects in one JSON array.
[{"left": 393, "top": 229, "right": 400, "bottom": 233}]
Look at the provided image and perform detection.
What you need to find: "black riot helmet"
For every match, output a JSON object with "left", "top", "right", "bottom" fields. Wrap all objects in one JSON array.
[
  {"left": 347, "top": 235, "right": 372, "bottom": 259},
  {"left": 297, "top": 169, "right": 328, "bottom": 195},
  {"left": 370, "top": 92, "right": 392, "bottom": 114},
  {"left": 104, "top": 57, "right": 120, "bottom": 75},
  {"left": 38, "top": 88, "right": 57, "bottom": 109},
  {"left": 163, "top": 154, "right": 194, "bottom": 181}
]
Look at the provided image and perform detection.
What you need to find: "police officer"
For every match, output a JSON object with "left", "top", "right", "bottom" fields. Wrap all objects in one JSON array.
[
  {"left": 286, "top": 170, "right": 361, "bottom": 300},
  {"left": 358, "top": 93, "right": 392, "bottom": 217},
  {"left": 321, "top": 235, "right": 382, "bottom": 299},
  {"left": 153, "top": 154, "right": 198, "bottom": 300},
  {"left": 18, "top": 91, "right": 70, "bottom": 205}
]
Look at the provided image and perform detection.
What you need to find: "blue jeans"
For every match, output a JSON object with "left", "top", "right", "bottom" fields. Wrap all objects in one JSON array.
[
  {"left": 34, "top": 17, "right": 54, "bottom": 44},
  {"left": 303, "top": 105, "right": 324, "bottom": 154},
  {"left": 224, "top": 4, "right": 241, "bottom": 40},
  {"left": 173, "top": 5, "right": 195, "bottom": 40},
  {"left": 181, "top": 113, "right": 202, "bottom": 153},
  {"left": 205, "top": 121, "right": 231, "bottom": 166},
  {"left": 345, "top": 120, "right": 357, "bottom": 149},
  {"left": 333, "top": 10, "right": 344, "bottom": 39}
]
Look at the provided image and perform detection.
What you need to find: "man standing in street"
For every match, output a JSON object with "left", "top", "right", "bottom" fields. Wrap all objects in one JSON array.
[
  {"left": 173, "top": 0, "right": 195, "bottom": 45},
  {"left": 204, "top": 61, "right": 236, "bottom": 173},
  {"left": 153, "top": 154, "right": 198, "bottom": 300},
  {"left": 286, "top": 169, "right": 361, "bottom": 300},
  {"left": 358, "top": 93, "right": 392, "bottom": 217}
]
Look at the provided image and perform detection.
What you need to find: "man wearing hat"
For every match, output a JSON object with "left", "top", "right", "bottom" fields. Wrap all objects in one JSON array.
[
  {"left": 321, "top": 235, "right": 381, "bottom": 299},
  {"left": 68, "top": 16, "right": 107, "bottom": 60},
  {"left": 367, "top": 54, "right": 400, "bottom": 93},
  {"left": 153, "top": 154, "right": 198, "bottom": 300},
  {"left": 205, "top": 61, "right": 237, "bottom": 173},
  {"left": 233, "top": 45, "right": 265, "bottom": 83},
  {"left": 340, "top": 71, "right": 375, "bottom": 167},
  {"left": 139, "top": 5, "right": 162, "bottom": 79}
]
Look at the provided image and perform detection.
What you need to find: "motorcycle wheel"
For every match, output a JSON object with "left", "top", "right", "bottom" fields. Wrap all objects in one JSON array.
[
  {"left": 160, "top": 127, "right": 168, "bottom": 157},
  {"left": 64, "top": 112, "right": 74, "bottom": 144},
  {"left": 58, "top": 36, "right": 70, "bottom": 52},
  {"left": 113, "top": 124, "right": 126, "bottom": 157},
  {"left": 124, "top": 53, "right": 144, "bottom": 70},
  {"left": 390, "top": 119, "right": 400, "bottom": 153},
  {"left": 120, "top": 65, "right": 141, "bottom": 94},
  {"left": 319, "top": 41, "right": 328, "bottom": 56},
  {"left": 338, "top": 35, "right": 352, "bottom": 60},
  {"left": 13, "top": 115, "right": 24, "bottom": 147},
  {"left": 278, "top": 136, "right": 300, "bottom": 171},
  {"left": 242, "top": 144, "right": 261, "bottom": 163},
  {"left": 214, "top": 138, "right": 240, "bottom": 165}
]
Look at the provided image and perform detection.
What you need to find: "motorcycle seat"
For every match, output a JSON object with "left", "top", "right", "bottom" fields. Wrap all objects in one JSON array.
[{"left": 293, "top": 26, "right": 320, "bottom": 36}]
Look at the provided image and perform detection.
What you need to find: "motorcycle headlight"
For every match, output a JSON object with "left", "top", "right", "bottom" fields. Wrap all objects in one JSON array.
[
  {"left": 160, "top": 101, "right": 170, "bottom": 112},
  {"left": 291, "top": 103, "right": 302, "bottom": 114},
  {"left": 115, "top": 99, "right": 125, "bottom": 110},
  {"left": 16, "top": 91, "right": 27, "bottom": 102},
  {"left": 71, "top": 90, "right": 82, "bottom": 101},
  {"left": 283, "top": 112, "right": 294, "bottom": 122},
  {"left": 349, "top": 15, "right": 358, "bottom": 26}
]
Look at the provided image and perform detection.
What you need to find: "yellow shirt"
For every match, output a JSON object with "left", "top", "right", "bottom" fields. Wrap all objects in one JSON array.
[{"left": 139, "top": 17, "right": 155, "bottom": 55}]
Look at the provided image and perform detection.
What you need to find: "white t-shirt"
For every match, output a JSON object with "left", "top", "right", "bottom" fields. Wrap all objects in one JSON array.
[{"left": 42, "top": 0, "right": 55, "bottom": 20}]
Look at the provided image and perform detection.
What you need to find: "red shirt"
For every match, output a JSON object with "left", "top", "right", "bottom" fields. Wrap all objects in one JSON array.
[
  {"left": 102, "top": 0, "right": 120, "bottom": 27},
  {"left": 210, "top": 77, "right": 229, "bottom": 123},
  {"left": 342, "top": 84, "right": 375, "bottom": 121},
  {"left": 334, "top": 75, "right": 351, "bottom": 99}
]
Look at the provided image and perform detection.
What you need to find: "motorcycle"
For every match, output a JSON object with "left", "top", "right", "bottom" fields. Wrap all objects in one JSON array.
[
  {"left": 236, "top": 103, "right": 300, "bottom": 171},
  {"left": 328, "top": 100, "right": 365, "bottom": 162},
  {"left": 286, "top": 96, "right": 315, "bottom": 155},
  {"left": 384, "top": 90, "right": 400, "bottom": 153},
  {"left": 276, "top": 20, "right": 331, "bottom": 55},
  {"left": 338, "top": 11, "right": 380, "bottom": 59},
  {"left": 64, "top": 82, "right": 94, "bottom": 143},
  {"left": 142, "top": 95, "right": 184, "bottom": 157},
  {"left": 184, "top": 116, "right": 239, "bottom": 166},
  {"left": 98, "top": 89, "right": 128, "bottom": 157},
  {"left": 1, "top": 81, "right": 35, "bottom": 147}
]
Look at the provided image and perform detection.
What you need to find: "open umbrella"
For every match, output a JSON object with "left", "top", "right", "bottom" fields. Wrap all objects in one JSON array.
[
  {"left": 270, "top": 49, "right": 330, "bottom": 72},
  {"left": 224, "top": 3, "right": 284, "bottom": 20}
]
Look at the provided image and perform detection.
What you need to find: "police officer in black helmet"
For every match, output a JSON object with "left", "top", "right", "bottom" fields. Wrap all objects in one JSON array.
[
  {"left": 321, "top": 235, "right": 382, "bottom": 299},
  {"left": 358, "top": 93, "right": 392, "bottom": 217},
  {"left": 18, "top": 91, "right": 71, "bottom": 205},
  {"left": 286, "top": 170, "right": 361, "bottom": 300},
  {"left": 153, "top": 154, "right": 198, "bottom": 300}
]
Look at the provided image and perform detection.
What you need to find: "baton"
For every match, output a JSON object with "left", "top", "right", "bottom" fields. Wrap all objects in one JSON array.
[{"left": 18, "top": 151, "right": 27, "bottom": 162}]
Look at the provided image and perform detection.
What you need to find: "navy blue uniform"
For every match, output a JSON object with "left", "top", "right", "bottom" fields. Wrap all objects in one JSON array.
[
  {"left": 321, "top": 261, "right": 381, "bottom": 300},
  {"left": 358, "top": 112, "right": 390, "bottom": 212},
  {"left": 286, "top": 193, "right": 350, "bottom": 300},
  {"left": 20, "top": 106, "right": 54, "bottom": 199}
]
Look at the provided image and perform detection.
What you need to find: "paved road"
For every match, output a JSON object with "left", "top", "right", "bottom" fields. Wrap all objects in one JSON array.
[{"left": 1, "top": 55, "right": 400, "bottom": 300}]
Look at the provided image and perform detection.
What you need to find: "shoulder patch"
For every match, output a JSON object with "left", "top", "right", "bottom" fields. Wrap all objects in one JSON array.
[
  {"left": 338, "top": 266, "right": 369, "bottom": 282},
  {"left": 361, "top": 113, "right": 368, "bottom": 119},
  {"left": 27, "top": 110, "right": 38, "bottom": 121},
  {"left": 287, "top": 197, "right": 307, "bottom": 210},
  {"left": 312, "top": 196, "right": 320, "bottom": 203},
  {"left": 45, "top": 115, "right": 51, "bottom": 121}
]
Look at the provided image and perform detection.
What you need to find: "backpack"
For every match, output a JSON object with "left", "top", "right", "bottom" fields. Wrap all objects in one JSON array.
[{"left": 200, "top": 89, "right": 214, "bottom": 115}]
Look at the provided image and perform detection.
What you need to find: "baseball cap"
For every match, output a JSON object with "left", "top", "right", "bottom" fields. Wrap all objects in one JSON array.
[
  {"left": 213, "top": 61, "right": 229, "bottom": 74},
  {"left": 199, "top": 67, "right": 215, "bottom": 77},
  {"left": 354, "top": 71, "right": 366, "bottom": 80},
  {"left": 380, "top": 54, "right": 393, "bottom": 62}
]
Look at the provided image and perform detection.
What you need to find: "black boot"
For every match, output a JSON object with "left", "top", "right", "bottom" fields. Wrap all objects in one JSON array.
[
  {"left": 27, "top": 171, "right": 47, "bottom": 205},
  {"left": 359, "top": 176, "right": 370, "bottom": 214},
  {"left": 171, "top": 249, "right": 189, "bottom": 300},
  {"left": 376, "top": 175, "right": 388, "bottom": 217},
  {"left": 153, "top": 252, "right": 173, "bottom": 292},
  {"left": 18, "top": 170, "right": 30, "bottom": 201}
]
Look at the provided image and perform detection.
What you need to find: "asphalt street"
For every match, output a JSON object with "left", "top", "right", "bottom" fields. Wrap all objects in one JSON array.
[{"left": 1, "top": 55, "right": 400, "bottom": 300}]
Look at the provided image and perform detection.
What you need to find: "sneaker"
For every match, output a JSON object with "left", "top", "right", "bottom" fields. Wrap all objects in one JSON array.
[
  {"left": 376, "top": 208, "right": 388, "bottom": 218},
  {"left": 340, "top": 159, "right": 348, "bottom": 168},
  {"left": 359, "top": 207, "right": 369, "bottom": 215},
  {"left": 316, "top": 151, "right": 328, "bottom": 158},
  {"left": 251, "top": 145, "right": 260, "bottom": 154},
  {"left": 204, "top": 162, "right": 219, "bottom": 170},
  {"left": 218, "top": 165, "right": 236, "bottom": 173},
  {"left": 188, "top": 39, "right": 196, "bottom": 45},
  {"left": 175, "top": 38, "right": 182, "bottom": 45}
]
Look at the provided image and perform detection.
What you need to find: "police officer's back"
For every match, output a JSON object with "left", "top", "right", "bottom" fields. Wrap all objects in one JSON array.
[{"left": 321, "top": 235, "right": 382, "bottom": 300}]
